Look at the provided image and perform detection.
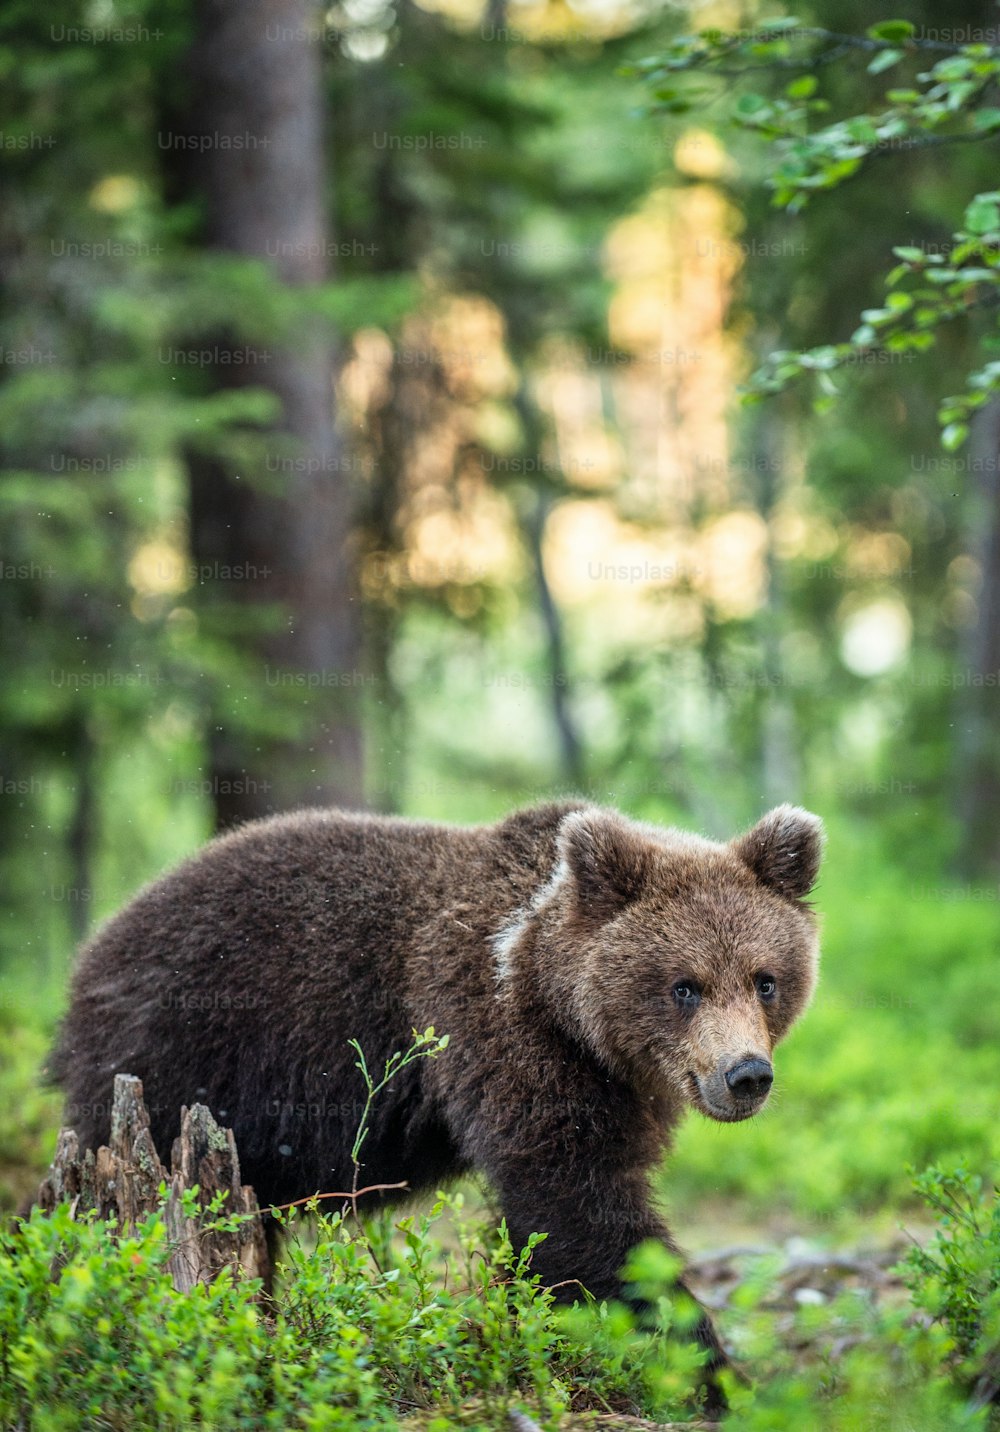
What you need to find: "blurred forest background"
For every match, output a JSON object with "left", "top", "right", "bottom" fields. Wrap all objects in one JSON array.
[{"left": 2, "top": 0, "right": 999, "bottom": 1247}]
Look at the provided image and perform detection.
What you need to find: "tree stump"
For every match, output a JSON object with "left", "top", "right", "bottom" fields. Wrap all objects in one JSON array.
[{"left": 36, "top": 1073, "right": 269, "bottom": 1293}]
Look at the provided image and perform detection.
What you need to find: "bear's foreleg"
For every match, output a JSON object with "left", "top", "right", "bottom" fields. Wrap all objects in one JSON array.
[{"left": 494, "top": 1162, "right": 730, "bottom": 1413}]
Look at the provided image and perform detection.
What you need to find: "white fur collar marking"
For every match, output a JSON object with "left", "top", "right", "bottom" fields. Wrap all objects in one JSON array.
[
  {"left": 490, "top": 911, "right": 528, "bottom": 982},
  {"left": 490, "top": 856, "right": 569, "bottom": 983}
]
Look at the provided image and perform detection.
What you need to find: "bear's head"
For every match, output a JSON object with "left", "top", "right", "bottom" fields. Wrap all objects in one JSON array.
[{"left": 531, "top": 804, "right": 823, "bottom": 1122}]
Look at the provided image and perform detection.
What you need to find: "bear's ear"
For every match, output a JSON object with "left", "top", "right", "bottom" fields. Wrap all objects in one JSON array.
[
  {"left": 556, "top": 809, "right": 653, "bottom": 925},
  {"left": 732, "top": 805, "right": 824, "bottom": 901}
]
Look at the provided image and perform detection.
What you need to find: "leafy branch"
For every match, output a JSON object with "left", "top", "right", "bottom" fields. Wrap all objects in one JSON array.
[{"left": 626, "top": 20, "right": 1000, "bottom": 447}]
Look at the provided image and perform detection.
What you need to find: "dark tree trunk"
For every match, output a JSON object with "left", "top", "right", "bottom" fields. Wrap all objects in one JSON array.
[
  {"left": 65, "top": 714, "right": 95, "bottom": 944},
  {"left": 750, "top": 395, "right": 798, "bottom": 810},
  {"left": 361, "top": 351, "right": 423, "bottom": 814},
  {"left": 511, "top": 386, "right": 585, "bottom": 788},
  {"left": 956, "top": 397, "right": 1000, "bottom": 875},
  {"left": 177, "top": 0, "right": 363, "bottom": 828},
  {"left": 523, "top": 491, "right": 584, "bottom": 788}
]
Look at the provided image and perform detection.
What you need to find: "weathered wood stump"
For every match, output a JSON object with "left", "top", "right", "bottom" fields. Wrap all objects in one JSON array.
[{"left": 36, "top": 1073, "right": 269, "bottom": 1293}]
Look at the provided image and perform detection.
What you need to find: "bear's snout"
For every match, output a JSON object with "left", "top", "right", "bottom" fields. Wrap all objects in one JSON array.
[
  {"left": 724, "top": 1056, "right": 773, "bottom": 1102},
  {"left": 689, "top": 1050, "right": 774, "bottom": 1121}
]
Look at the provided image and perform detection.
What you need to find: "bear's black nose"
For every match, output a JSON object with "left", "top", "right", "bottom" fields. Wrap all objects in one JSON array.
[{"left": 724, "top": 1057, "right": 773, "bottom": 1100}]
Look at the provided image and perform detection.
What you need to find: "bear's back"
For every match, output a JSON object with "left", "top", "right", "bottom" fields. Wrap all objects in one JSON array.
[{"left": 49, "top": 802, "right": 579, "bottom": 1201}]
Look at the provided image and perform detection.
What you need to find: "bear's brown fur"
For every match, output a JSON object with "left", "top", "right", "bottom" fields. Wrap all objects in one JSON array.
[{"left": 51, "top": 800, "right": 823, "bottom": 1383}]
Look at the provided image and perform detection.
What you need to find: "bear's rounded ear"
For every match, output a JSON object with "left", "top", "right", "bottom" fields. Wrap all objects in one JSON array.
[
  {"left": 732, "top": 805, "right": 824, "bottom": 901},
  {"left": 556, "top": 809, "right": 653, "bottom": 925}
]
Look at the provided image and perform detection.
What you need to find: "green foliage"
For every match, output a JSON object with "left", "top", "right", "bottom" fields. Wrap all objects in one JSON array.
[
  {"left": 585, "top": 1241, "right": 718, "bottom": 1417},
  {"left": 274, "top": 1195, "right": 579, "bottom": 1427},
  {"left": 0, "top": 1203, "right": 272, "bottom": 1430},
  {"left": 3, "top": 1008, "right": 997, "bottom": 1429},
  {"left": 630, "top": 25, "right": 1000, "bottom": 206},
  {"left": 3, "top": 1180, "right": 995, "bottom": 1430},
  {"left": 752, "top": 178, "right": 1000, "bottom": 439},
  {"left": 629, "top": 21, "right": 1000, "bottom": 445},
  {"left": 0, "top": 1002, "right": 62, "bottom": 1215},
  {"left": 902, "top": 1164, "right": 1000, "bottom": 1393},
  {"left": 0, "top": 1191, "right": 709, "bottom": 1430}
]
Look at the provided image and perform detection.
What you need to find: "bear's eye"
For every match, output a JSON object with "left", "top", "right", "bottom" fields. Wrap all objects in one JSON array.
[
  {"left": 756, "top": 973, "right": 777, "bottom": 1001},
  {"left": 672, "top": 980, "right": 702, "bottom": 1010}
]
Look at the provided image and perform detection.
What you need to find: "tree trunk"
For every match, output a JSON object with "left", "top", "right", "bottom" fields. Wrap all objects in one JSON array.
[
  {"left": 177, "top": 0, "right": 363, "bottom": 828},
  {"left": 956, "top": 396, "right": 1000, "bottom": 875},
  {"left": 522, "top": 490, "right": 585, "bottom": 788},
  {"left": 511, "top": 385, "right": 585, "bottom": 787},
  {"left": 750, "top": 395, "right": 799, "bottom": 810}
]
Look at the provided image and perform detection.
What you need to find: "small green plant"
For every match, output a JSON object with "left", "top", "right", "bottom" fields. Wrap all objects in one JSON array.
[
  {"left": 2, "top": 1165, "right": 994, "bottom": 1429},
  {"left": 557, "top": 1240, "right": 721, "bottom": 1421},
  {"left": 347, "top": 1027, "right": 449, "bottom": 1209},
  {"left": 901, "top": 1163, "right": 1000, "bottom": 1400}
]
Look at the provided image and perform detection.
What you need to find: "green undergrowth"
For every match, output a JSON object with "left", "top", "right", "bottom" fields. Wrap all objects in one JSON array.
[
  {"left": 0, "top": 1193, "right": 710, "bottom": 1431},
  {"left": 0, "top": 1168, "right": 997, "bottom": 1431},
  {"left": 4, "top": 814, "right": 1000, "bottom": 1426}
]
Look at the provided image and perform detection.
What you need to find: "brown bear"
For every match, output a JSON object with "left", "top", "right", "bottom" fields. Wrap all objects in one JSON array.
[{"left": 50, "top": 799, "right": 823, "bottom": 1390}]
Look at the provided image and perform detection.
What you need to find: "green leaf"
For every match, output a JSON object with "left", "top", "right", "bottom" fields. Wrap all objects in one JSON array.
[
  {"left": 866, "top": 20, "right": 915, "bottom": 42},
  {"left": 868, "top": 48, "right": 903, "bottom": 75},
  {"left": 757, "top": 16, "right": 801, "bottom": 31},
  {"left": 965, "top": 197, "right": 1000, "bottom": 235},
  {"left": 930, "top": 55, "right": 974, "bottom": 81},
  {"left": 941, "top": 422, "right": 969, "bottom": 451},
  {"left": 786, "top": 75, "right": 818, "bottom": 99},
  {"left": 845, "top": 116, "right": 881, "bottom": 146},
  {"left": 749, "top": 39, "right": 792, "bottom": 60},
  {"left": 946, "top": 80, "right": 977, "bottom": 112},
  {"left": 735, "top": 93, "right": 770, "bottom": 117},
  {"left": 892, "top": 246, "right": 926, "bottom": 263},
  {"left": 799, "top": 346, "right": 840, "bottom": 370}
]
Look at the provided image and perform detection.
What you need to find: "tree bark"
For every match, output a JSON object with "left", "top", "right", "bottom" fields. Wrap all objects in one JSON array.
[
  {"left": 511, "top": 385, "right": 585, "bottom": 787},
  {"left": 522, "top": 490, "right": 585, "bottom": 788},
  {"left": 36, "top": 1074, "right": 270, "bottom": 1292},
  {"left": 956, "top": 396, "right": 1000, "bottom": 875},
  {"left": 177, "top": 0, "right": 363, "bottom": 827},
  {"left": 750, "top": 394, "right": 799, "bottom": 810}
]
